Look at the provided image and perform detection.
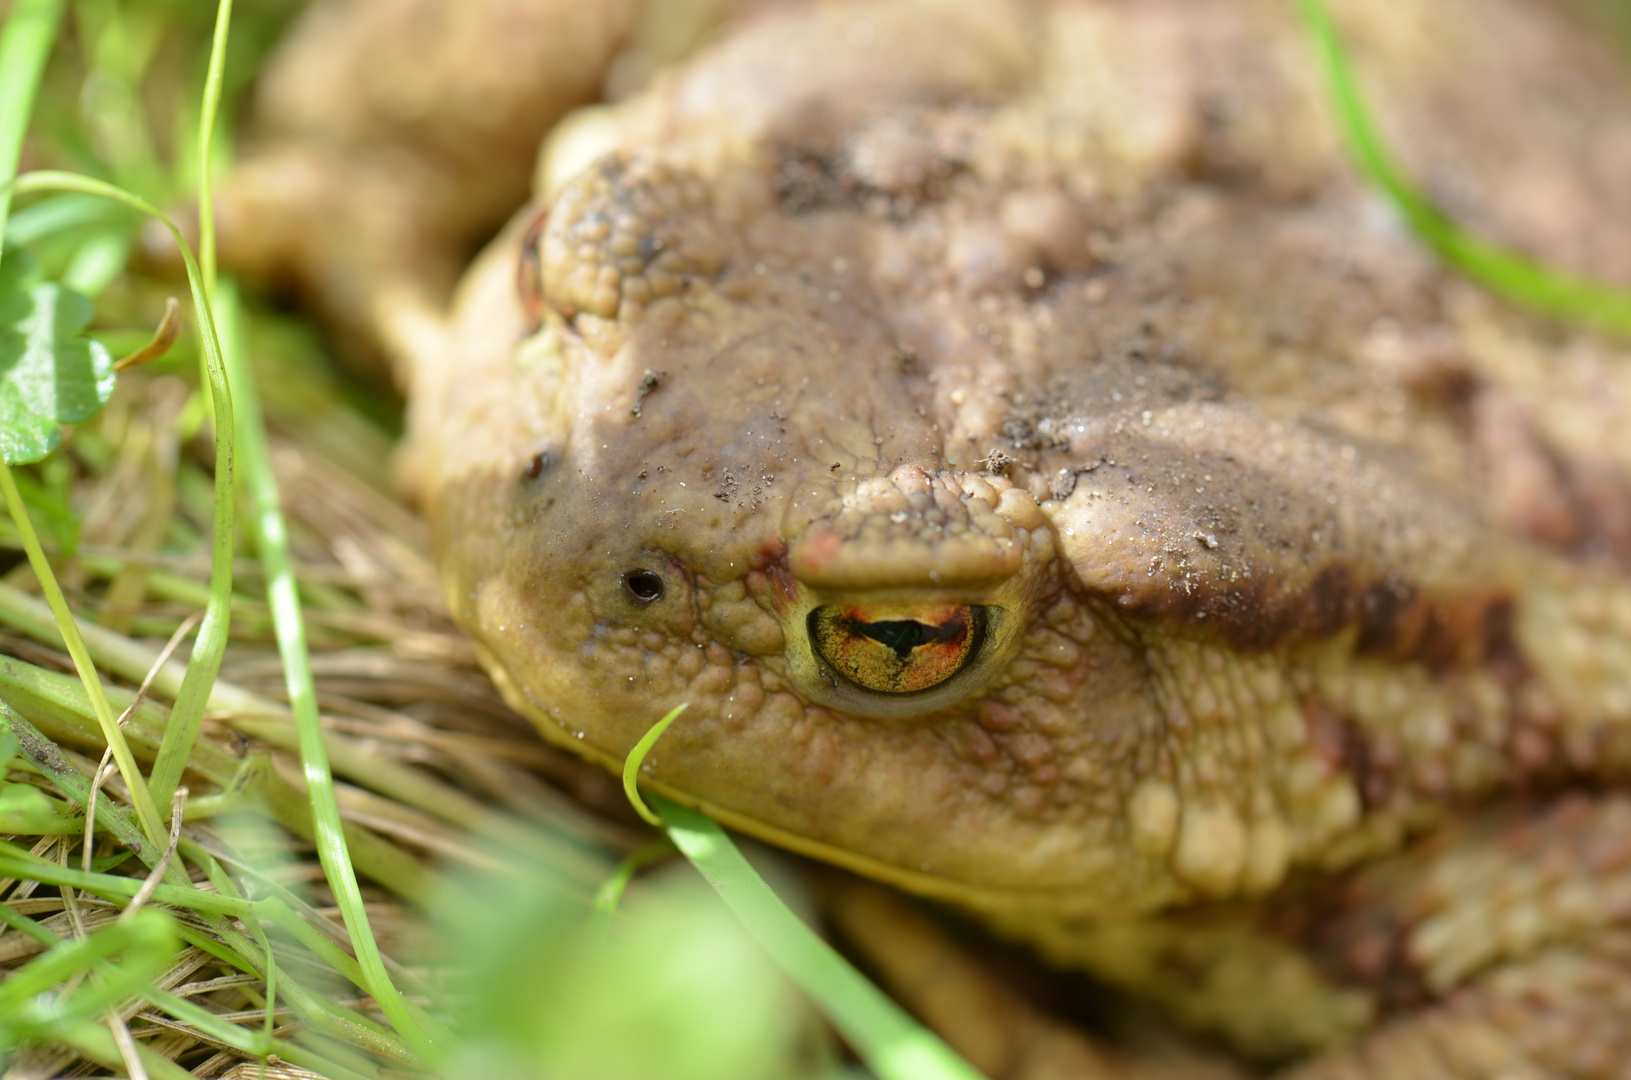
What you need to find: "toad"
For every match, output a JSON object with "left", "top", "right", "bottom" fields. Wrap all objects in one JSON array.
[{"left": 218, "top": 0, "right": 1631, "bottom": 1073}]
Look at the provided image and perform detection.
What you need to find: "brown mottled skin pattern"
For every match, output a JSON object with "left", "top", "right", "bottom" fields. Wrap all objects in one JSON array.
[{"left": 227, "top": 0, "right": 1631, "bottom": 1074}]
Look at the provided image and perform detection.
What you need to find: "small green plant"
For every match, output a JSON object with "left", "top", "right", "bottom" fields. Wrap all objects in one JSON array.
[
  {"left": 0, "top": 249, "right": 115, "bottom": 465},
  {"left": 0, "top": 0, "right": 440, "bottom": 1074}
]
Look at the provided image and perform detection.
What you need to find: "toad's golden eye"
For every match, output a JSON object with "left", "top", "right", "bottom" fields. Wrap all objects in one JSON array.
[{"left": 809, "top": 603, "right": 986, "bottom": 695}]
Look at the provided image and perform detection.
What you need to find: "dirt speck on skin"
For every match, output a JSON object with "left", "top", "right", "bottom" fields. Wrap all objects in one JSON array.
[{"left": 632, "top": 367, "right": 665, "bottom": 416}]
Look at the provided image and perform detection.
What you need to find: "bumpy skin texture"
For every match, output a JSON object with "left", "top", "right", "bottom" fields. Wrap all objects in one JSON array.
[
  {"left": 389, "top": 0, "right": 1631, "bottom": 1071},
  {"left": 206, "top": 0, "right": 633, "bottom": 365}
]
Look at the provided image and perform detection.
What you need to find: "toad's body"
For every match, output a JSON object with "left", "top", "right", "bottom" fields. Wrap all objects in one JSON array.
[{"left": 230, "top": 0, "right": 1631, "bottom": 1072}]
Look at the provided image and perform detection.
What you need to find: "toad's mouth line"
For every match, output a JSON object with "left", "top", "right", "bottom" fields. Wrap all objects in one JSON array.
[{"left": 480, "top": 641, "right": 1115, "bottom": 917}]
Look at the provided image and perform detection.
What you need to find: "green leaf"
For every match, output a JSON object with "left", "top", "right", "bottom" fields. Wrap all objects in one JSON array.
[
  {"left": 0, "top": 249, "right": 116, "bottom": 464},
  {"left": 0, "top": 780, "right": 81, "bottom": 834}
]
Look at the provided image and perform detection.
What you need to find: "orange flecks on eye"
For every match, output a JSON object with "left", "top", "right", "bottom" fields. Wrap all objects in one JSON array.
[{"left": 809, "top": 603, "right": 985, "bottom": 694}]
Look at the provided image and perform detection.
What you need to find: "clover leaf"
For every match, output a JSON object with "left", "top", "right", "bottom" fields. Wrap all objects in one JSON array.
[{"left": 0, "top": 249, "right": 116, "bottom": 464}]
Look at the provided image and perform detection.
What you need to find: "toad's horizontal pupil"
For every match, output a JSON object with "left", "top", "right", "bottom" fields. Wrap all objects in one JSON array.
[{"left": 845, "top": 616, "right": 966, "bottom": 660}]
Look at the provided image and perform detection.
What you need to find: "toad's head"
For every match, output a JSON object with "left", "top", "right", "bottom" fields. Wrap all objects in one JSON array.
[{"left": 424, "top": 147, "right": 1501, "bottom": 918}]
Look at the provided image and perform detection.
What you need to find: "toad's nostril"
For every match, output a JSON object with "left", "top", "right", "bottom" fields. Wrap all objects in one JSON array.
[
  {"left": 624, "top": 569, "right": 665, "bottom": 603},
  {"left": 809, "top": 603, "right": 986, "bottom": 694}
]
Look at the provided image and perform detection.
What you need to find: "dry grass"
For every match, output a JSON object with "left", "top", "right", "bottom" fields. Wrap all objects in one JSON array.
[{"left": 0, "top": 361, "right": 641, "bottom": 1076}]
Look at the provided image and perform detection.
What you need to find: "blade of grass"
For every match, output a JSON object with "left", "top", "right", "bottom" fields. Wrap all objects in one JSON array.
[
  {"left": 0, "top": 902, "right": 322, "bottom": 1077},
  {"left": 654, "top": 796, "right": 986, "bottom": 1080},
  {"left": 592, "top": 837, "right": 674, "bottom": 917},
  {"left": 0, "top": 860, "right": 378, "bottom": 1080},
  {"left": 1297, "top": 0, "right": 1631, "bottom": 336},
  {"left": 196, "top": 0, "right": 233, "bottom": 294},
  {"left": 0, "top": 908, "right": 177, "bottom": 1045},
  {"left": 622, "top": 702, "right": 685, "bottom": 827},
  {"left": 179, "top": 842, "right": 410, "bottom": 1080},
  {"left": 0, "top": 457, "right": 168, "bottom": 846},
  {"left": 0, "top": 652, "right": 437, "bottom": 902},
  {"left": 622, "top": 713, "right": 986, "bottom": 1080},
  {"left": 0, "top": 0, "right": 67, "bottom": 250},
  {"left": 5, "top": 670, "right": 420, "bottom": 1071},
  {"left": 0, "top": 836, "right": 418, "bottom": 1063},
  {"left": 149, "top": 0, "right": 239, "bottom": 815},
  {"left": 5, "top": 169, "right": 238, "bottom": 833},
  {"left": 2, "top": 192, "right": 122, "bottom": 247},
  {"left": 176, "top": 839, "right": 277, "bottom": 1079},
  {"left": 216, "top": 277, "right": 449, "bottom": 1064},
  {"left": 0, "top": 0, "right": 170, "bottom": 851},
  {"left": 0, "top": 840, "right": 251, "bottom": 915},
  {"left": 185, "top": 837, "right": 438, "bottom": 1027},
  {"left": 52, "top": 1021, "right": 198, "bottom": 1080}
]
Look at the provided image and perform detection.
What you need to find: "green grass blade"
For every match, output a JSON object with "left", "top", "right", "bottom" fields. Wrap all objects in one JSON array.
[
  {"left": 1297, "top": 0, "right": 1631, "bottom": 336},
  {"left": 1, "top": 170, "right": 239, "bottom": 821},
  {"left": 217, "top": 277, "right": 450, "bottom": 1065},
  {"left": 0, "top": 0, "right": 67, "bottom": 253},
  {"left": 0, "top": 639, "right": 436, "bottom": 901},
  {"left": 195, "top": 0, "right": 234, "bottom": 294},
  {"left": 0, "top": 458, "right": 169, "bottom": 845},
  {"left": 0, "top": 0, "right": 171, "bottom": 849},
  {"left": 622, "top": 702, "right": 686, "bottom": 827},
  {"left": 0, "top": 872, "right": 374, "bottom": 1080},
  {"left": 0, "top": 908, "right": 177, "bottom": 1045},
  {"left": 148, "top": 0, "right": 240, "bottom": 815},
  {"left": 145, "top": 289, "right": 235, "bottom": 812},
  {"left": 2, "top": 192, "right": 121, "bottom": 247},
  {"left": 653, "top": 796, "right": 986, "bottom": 1080},
  {"left": 0, "top": 839, "right": 251, "bottom": 915},
  {"left": 4, "top": 687, "right": 414, "bottom": 1072},
  {"left": 54, "top": 1021, "right": 198, "bottom": 1080},
  {"left": 592, "top": 837, "right": 674, "bottom": 916},
  {"left": 0, "top": 833, "right": 414, "bottom": 1060}
]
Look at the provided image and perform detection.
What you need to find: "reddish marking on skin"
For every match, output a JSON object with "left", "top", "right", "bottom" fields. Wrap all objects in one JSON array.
[
  {"left": 1509, "top": 727, "right": 1553, "bottom": 774},
  {"left": 979, "top": 701, "right": 1022, "bottom": 733},
  {"left": 792, "top": 526, "right": 845, "bottom": 573},
  {"left": 1062, "top": 654, "right": 1094, "bottom": 692},
  {"left": 1304, "top": 697, "right": 1391, "bottom": 808},
  {"left": 747, "top": 559, "right": 801, "bottom": 616},
  {"left": 957, "top": 719, "right": 1000, "bottom": 766},
  {"left": 766, "top": 562, "right": 799, "bottom": 607},
  {"left": 1005, "top": 732, "right": 1056, "bottom": 768},
  {"left": 1345, "top": 935, "right": 1391, "bottom": 982},
  {"left": 751, "top": 537, "right": 789, "bottom": 570}
]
